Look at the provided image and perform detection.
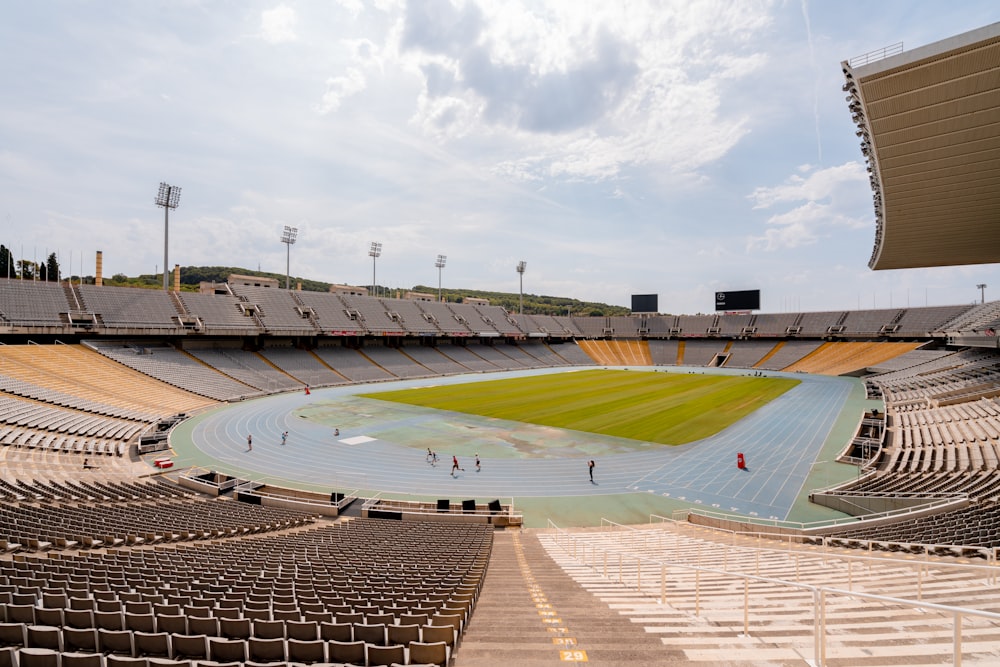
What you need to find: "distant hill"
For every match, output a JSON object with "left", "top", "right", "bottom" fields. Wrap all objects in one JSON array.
[{"left": 99, "top": 266, "right": 631, "bottom": 317}]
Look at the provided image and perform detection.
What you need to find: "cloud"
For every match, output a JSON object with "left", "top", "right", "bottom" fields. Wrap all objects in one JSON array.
[
  {"left": 393, "top": 1, "right": 771, "bottom": 182},
  {"left": 316, "top": 68, "right": 367, "bottom": 113},
  {"left": 400, "top": 0, "right": 483, "bottom": 57},
  {"left": 747, "top": 162, "right": 872, "bottom": 252},
  {"left": 260, "top": 5, "right": 298, "bottom": 44},
  {"left": 748, "top": 161, "right": 868, "bottom": 209}
]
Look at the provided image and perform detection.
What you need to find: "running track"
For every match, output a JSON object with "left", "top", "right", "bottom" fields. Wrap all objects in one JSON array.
[{"left": 172, "top": 366, "right": 861, "bottom": 521}]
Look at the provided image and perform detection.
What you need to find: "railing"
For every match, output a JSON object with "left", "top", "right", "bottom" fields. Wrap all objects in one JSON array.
[
  {"left": 547, "top": 519, "right": 1000, "bottom": 666},
  {"left": 362, "top": 493, "right": 522, "bottom": 524},
  {"left": 673, "top": 492, "right": 969, "bottom": 531},
  {"left": 849, "top": 42, "right": 904, "bottom": 68},
  {"left": 641, "top": 515, "right": 999, "bottom": 571}
]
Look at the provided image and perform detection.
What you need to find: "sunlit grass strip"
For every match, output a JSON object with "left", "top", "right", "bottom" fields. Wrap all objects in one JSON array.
[{"left": 362, "top": 369, "right": 799, "bottom": 445}]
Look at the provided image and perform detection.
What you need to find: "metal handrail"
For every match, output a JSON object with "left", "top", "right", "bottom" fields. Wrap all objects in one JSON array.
[{"left": 849, "top": 42, "right": 904, "bottom": 68}]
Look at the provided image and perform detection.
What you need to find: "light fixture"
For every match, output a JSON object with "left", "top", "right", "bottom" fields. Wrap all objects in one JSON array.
[
  {"left": 435, "top": 254, "right": 447, "bottom": 302},
  {"left": 516, "top": 260, "right": 526, "bottom": 315},
  {"left": 280, "top": 226, "right": 298, "bottom": 290},
  {"left": 369, "top": 241, "right": 382, "bottom": 297},
  {"left": 155, "top": 182, "right": 182, "bottom": 291}
]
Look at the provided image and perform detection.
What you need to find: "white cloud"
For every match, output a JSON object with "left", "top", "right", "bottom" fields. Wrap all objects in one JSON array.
[
  {"left": 392, "top": 0, "right": 773, "bottom": 182},
  {"left": 316, "top": 68, "right": 368, "bottom": 114},
  {"left": 749, "top": 161, "right": 868, "bottom": 209},
  {"left": 747, "top": 162, "right": 872, "bottom": 252},
  {"left": 261, "top": 5, "right": 298, "bottom": 44}
]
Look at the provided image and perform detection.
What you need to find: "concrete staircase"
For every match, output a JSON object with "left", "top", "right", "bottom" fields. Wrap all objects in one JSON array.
[{"left": 457, "top": 530, "right": 670, "bottom": 666}]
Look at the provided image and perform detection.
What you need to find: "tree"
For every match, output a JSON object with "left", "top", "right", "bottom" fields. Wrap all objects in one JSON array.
[
  {"left": 0, "top": 245, "right": 12, "bottom": 279},
  {"left": 17, "top": 260, "right": 35, "bottom": 281},
  {"left": 45, "top": 253, "right": 59, "bottom": 282}
]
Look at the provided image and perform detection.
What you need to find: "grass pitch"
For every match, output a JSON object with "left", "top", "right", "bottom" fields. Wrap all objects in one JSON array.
[{"left": 362, "top": 369, "right": 799, "bottom": 445}]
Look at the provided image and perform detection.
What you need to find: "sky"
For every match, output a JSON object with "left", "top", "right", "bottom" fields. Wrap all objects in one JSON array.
[{"left": 2, "top": 1, "right": 999, "bottom": 314}]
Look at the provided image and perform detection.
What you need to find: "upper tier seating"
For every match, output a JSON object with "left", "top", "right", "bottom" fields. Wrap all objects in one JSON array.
[
  {"left": 294, "top": 291, "right": 367, "bottom": 334},
  {"left": 76, "top": 285, "right": 179, "bottom": 329},
  {"left": 177, "top": 293, "right": 261, "bottom": 332},
  {"left": 227, "top": 286, "right": 318, "bottom": 334},
  {"left": 0, "top": 279, "right": 70, "bottom": 326},
  {"left": 339, "top": 296, "right": 405, "bottom": 334},
  {"left": 752, "top": 312, "right": 800, "bottom": 336},
  {"left": 377, "top": 297, "right": 439, "bottom": 335},
  {"left": 415, "top": 301, "right": 474, "bottom": 335}
]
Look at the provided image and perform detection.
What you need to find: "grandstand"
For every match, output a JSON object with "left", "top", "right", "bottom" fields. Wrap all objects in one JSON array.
[
  {"left": 3, "top": 278, "right": 1000, "bottom": 664},
  {"left": 3, "top": 21, "right": 1000, "bottom": 665}
]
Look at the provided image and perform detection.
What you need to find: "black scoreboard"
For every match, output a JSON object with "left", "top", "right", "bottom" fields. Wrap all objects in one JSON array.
[
  {"left": 631, "top": 294, "right": 658, "bottom": 313},
  {"left": 715, "top": 289, "right": 759, "bottom": 311}
]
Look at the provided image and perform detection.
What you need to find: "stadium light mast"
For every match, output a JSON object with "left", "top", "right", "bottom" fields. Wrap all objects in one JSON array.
[
  {"left": 369, "top": 241, "right": 382, "bottom": 297},
  {"left": 977, "top": 283, "right": 987, "bottom": 304},
  {"left": 155, "top": 182, "right": 182, "bottom": 291},
  {"left": 280, "top": 225, "right": 298, "bottom": 290},
  {"left": 435, "top": 254, "right": 447, "bottom": 302},
  {"left": 516, "top": 260, "right": 526, "bottom": 315}
]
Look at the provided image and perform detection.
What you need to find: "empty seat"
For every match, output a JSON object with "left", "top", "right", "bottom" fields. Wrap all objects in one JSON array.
[
  {"left": 97, "top": 629, "right": 133, "bottom": 656},
  {"left": 27, "top": 626, "right": 63, "bottom": 652},
  {"left": 168, "top": 635, "right": 207, "bottom": 662},
  {"left": 251, "top": 621, "right": 284, "bottom": 640},
  {"left": 217, "top": 618, "right": 250, "bottom": 641},
  {"left": 366, "top": 643, "right": 405, "bottom": 667},
  {"left": 59, "top": 652, "right": 104, "bottom": 667},
  {"left": 284, "top": 621, "right": 317, "bottom": 641},
  {"left": 184, "top": 618, "right": 218, "bottom": 638},
  {"left": 18, "top": 647, "right": 60, "bottom": 667},
  {"left": 0, "top": 623, "right": 26, "bottom": 648},
  {"left": 125, "top": 614, "right": 156, "bottom": 634},
  {"left": 386, "top": 624, "right": 420, "bottom": 647},
  {"left": 104, "top": 656, "right": 148, "bottom": 667},
  {"left": 62, "top": 627, "right": 99, "bottom": 654},
  {"left": 285, "top": 638, "right": 325, "bottom": 664},
  {"left": 408, "top": 640, "right": 449, "bottom": 667},
  {"left": 134, "top": 631, "right": 172, "bottom": 659},
  {"left": 318, "top": 622, "right": 352, "bottom": 642},
  {"left": 207, "top": 638, "right": 246, "bottom": 664},
  {"left": 352, "top": 623, "right": 385, "bottom": 646},
  {"left": 155, "top": 616, "right": 187, "bottom": 636},
  {"left": 326, "top": 639, "right": 365, "bottom": 665},
  {"left": 247, "top": 637, "right": 285, "bottom": 664}
]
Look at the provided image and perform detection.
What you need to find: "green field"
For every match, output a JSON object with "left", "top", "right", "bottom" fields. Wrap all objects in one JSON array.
[{"left": 362, "top": 369, "right": 799, "bottom": 445}]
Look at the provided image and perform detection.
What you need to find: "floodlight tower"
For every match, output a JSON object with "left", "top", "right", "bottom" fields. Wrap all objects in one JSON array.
[
  {"left": 435, "top": 254, "right": 447, "bottom": 302},
  {"left": 977, "top": 283, "right": 987, "bottom": 304},
  {"left": 280, "top": 225, "right": 298, "bottom": 290},
  {"left": 155, "top": 182, "right": 182, "bottom": 291},
  {"left": 516, "top": 260, "right": 526, "bottom": 315},
  {"left": 369, "top": 241, "right": 382, "bottom": 297}
]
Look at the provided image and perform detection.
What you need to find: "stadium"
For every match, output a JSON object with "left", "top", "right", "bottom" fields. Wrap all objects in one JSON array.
[{"left": 3, "top": 18, "right": 1000, "bottom": 667}]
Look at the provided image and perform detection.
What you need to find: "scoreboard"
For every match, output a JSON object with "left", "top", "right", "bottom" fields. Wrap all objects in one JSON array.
[{"left": 715, "top": 289, "right": 760, "bottom": 311}]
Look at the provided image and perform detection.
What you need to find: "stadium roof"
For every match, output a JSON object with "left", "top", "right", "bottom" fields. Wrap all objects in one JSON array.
[{"left": 843, "top": 22, "right": 1000, "bottom": 271}]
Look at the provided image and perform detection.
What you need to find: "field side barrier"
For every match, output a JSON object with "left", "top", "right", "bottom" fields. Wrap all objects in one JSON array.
[
  {"left": 362, "top": 494, "right": 522, "bottom": 526},
  {"left": 548, "top": 519, "right": 1000, "bottom": 667},
  {"left": 594, "top": 517, "right": 1000, "bottom": 588},
  {"left": 655, "top": 507, "right": 998, "bottom": 565}
]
